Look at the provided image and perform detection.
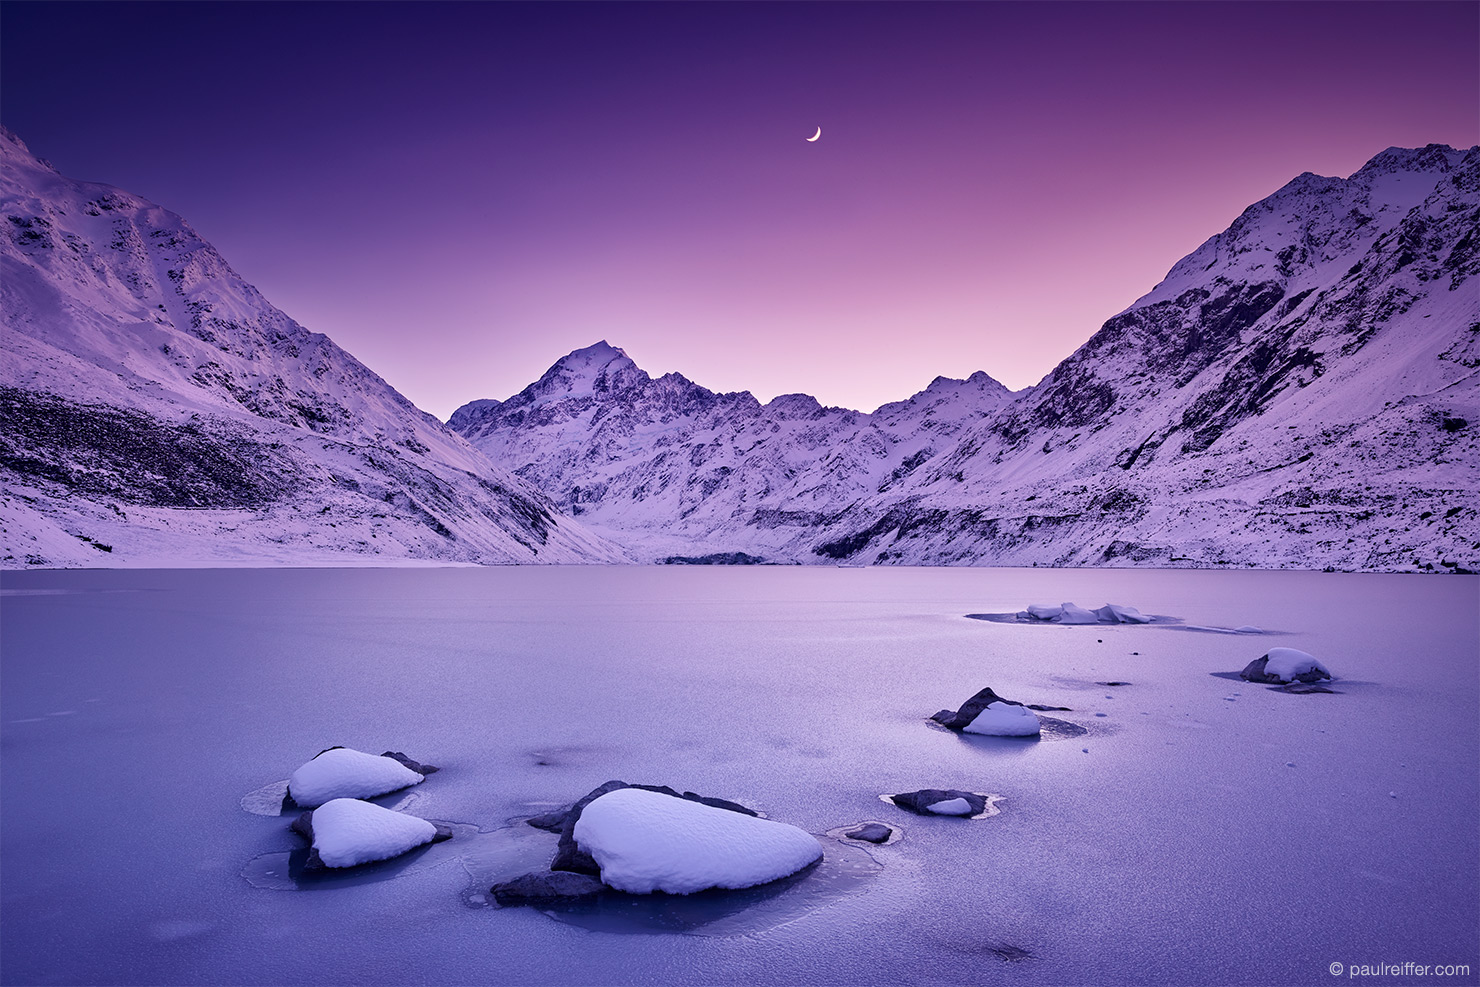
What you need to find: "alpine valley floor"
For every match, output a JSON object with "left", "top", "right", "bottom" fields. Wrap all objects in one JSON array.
[{"left": 1, "top": 566, "right": 1475, "bottom": 986}]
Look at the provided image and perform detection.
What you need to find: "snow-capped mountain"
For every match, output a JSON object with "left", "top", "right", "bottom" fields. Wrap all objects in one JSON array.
[
  {"left": 453, "top": 145, "right": 1479, "bottom": 571},
  {"left": 449, "top": 341, "right": 1014, "bottom": 560},
  {"left": 0, "top": 128, "right": 626, "bottom": 567}
]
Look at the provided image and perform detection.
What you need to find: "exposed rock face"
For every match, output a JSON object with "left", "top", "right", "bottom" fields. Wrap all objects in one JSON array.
[
  {"left": 453, "top": 145, "right": 1480, "bottom": 572},
  {"left": 0, "top": 127, "right": 626, "bottom": 568}
]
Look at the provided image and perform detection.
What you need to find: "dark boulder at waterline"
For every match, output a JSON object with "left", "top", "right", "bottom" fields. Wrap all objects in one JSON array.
[
  {"left": 842, "top": 823, "right": 894, "bottom": 843},
  {"left": 491, "top": 871, "right": 608, "bottom": 906}
]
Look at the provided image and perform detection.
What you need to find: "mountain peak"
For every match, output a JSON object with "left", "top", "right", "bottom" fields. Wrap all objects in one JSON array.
[{"left": 1353, "top": 143, "right": 1470, "bottom": 180}]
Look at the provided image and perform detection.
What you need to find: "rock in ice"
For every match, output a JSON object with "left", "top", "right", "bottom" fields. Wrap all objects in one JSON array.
[
  {"left": 287, "top": 747, "right": 427, "bottom": 808},
  {"left": 1239, "top": 648, "right": 1333, "bottom": 685},
  {"left": 963, "top": 701, "right": 1042, "bottom": 737},
  {"left": 572, "top": 787, "right": 823, "bottom": 895},
  {"left": 931, "top": 686, "right": 1043, "bottom": 734},
  {"left": 291, "top": 798, "right": 450, "bottom": 870}
]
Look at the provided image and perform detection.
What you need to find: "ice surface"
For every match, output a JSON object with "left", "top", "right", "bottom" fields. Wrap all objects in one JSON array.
[
  {"left": 1261, "top": 647, "right": 1332, "bottom": 683},
  {"left": 0, "top": 566, "right": 1476, "bottom": 986},
  {"left": 961, "top": 701, "right": 1042, "bottom": 737},
  {"left": 573, "top": 787, "right": 823, "bottom": 894},
  {"left": 306, "top": 798, "right": 439, "bottom": 869},
  {"left": 287, "top": 747, "right": 424, "bottom": 808}
]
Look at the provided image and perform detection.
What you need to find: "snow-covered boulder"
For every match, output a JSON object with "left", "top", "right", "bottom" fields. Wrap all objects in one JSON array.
[
  {"left": 572, "top": 787, "right": 823, "bottom": 895},
  {"left": 545, "top": 780, "right": 761, "bottom": 874},
  {"left": 1240, "top": 648, "right": 1333, "bottom": 684},
  {"left": 287, "top": 747, "right": 429, "bottom": 808},
  {"left": 290, "top": 798, "right": 451, "bottom": 870},
  {"left": 931, "top": 686, "right": 1049, "bottom": 732},
  {"left": 962, "top": 701, "right": 1042, "bottom": 737},
  {"left": 889, "top": 789, "right": 989, "bottom": 816}
]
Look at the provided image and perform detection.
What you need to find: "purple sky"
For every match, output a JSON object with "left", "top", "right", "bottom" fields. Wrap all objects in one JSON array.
[{"left": 3, "top": 2, "right": 1476, "bottom": 419}]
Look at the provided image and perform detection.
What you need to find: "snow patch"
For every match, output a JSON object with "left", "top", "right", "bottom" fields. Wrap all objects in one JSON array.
[{"left": 925, "top": 798, "right": 974, "bottom": 816}]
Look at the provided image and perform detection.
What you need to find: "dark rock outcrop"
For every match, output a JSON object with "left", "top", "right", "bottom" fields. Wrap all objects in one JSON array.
[
  {"left": 380, "top": 751, "right": 440, "bottom": 775},
  {"left": 491, "top": 871, "right": 608, "bottom": 906},
  {"left": 842, "top": 823, "right": 894, "bottom": 844}
]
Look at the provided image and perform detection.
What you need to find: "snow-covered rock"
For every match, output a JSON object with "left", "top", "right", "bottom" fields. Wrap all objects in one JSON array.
[
  {"left": 932, "top": 686, "right": 1050, "bottom": 731},
  {"left": 287, "top": 747, "right": 425, "bottom": 808},
  {"left": 292, "top": 798, "right": 447, "bottom": 869},
  {"left": 888, "top": 789, "right": 991, "bottom": 817},
  {"left": 571, "top": 787, "right": 823, "bottom": 895},
  {"left": 1240, "top": 648, "right": 1333, "bottom": 684},
  {"left": 962, "top": 701, "right": 1042, "bottom": 737}
]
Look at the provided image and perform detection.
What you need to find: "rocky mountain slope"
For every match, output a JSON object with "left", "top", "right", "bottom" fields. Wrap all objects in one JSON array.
[
  {"left": 0, "top": 128, "right": 626, "bottom": 567},
  {"left": 453, "top": 145, "right": 1479, "bottom": 571}
]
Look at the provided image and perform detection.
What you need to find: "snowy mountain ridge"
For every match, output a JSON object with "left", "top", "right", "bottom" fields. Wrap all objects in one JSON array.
[
  {"left": 452, "top": 144, "right": 1480, "bottom": 571},
  {"left": 0, "top": 127, "right": 628, "bottom": 567}
]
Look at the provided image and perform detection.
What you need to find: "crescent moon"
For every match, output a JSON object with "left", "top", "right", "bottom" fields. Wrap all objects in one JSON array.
[{"left": 806, "top": 126, "right": 821, "bottom": 142}]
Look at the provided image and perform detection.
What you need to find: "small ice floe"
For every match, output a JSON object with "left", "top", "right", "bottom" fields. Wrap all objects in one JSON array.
[
  {"left": 572, "top": 787, "right": 823, "bottom": 895},
  {"left": 886, "top": 790, "right": 1001, "bottom": 818},
  {"left": 1235, "top": 625, "right": 1264, "bottom": 634},
  {"left": 1239, "top": 648, "right": 1333, "bottom": 685},
  {"left": 287, "top": 747, "right": 436, "bottom": 808},
  {"left": 980, "top": 602, "right": 1167, "bottom": 625},
  {"left": 290, "top": 798, "right": 452, "bottom": 870}
]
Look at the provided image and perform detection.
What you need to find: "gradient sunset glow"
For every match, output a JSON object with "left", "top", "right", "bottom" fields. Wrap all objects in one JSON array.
[{"left": 3, "top": 1, "right": 1475, "bottom": 419}]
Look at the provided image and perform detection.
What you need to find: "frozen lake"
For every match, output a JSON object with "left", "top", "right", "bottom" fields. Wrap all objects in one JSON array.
[{"left": 2, "top": 566, "right": 1476, "bottom": 985}]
